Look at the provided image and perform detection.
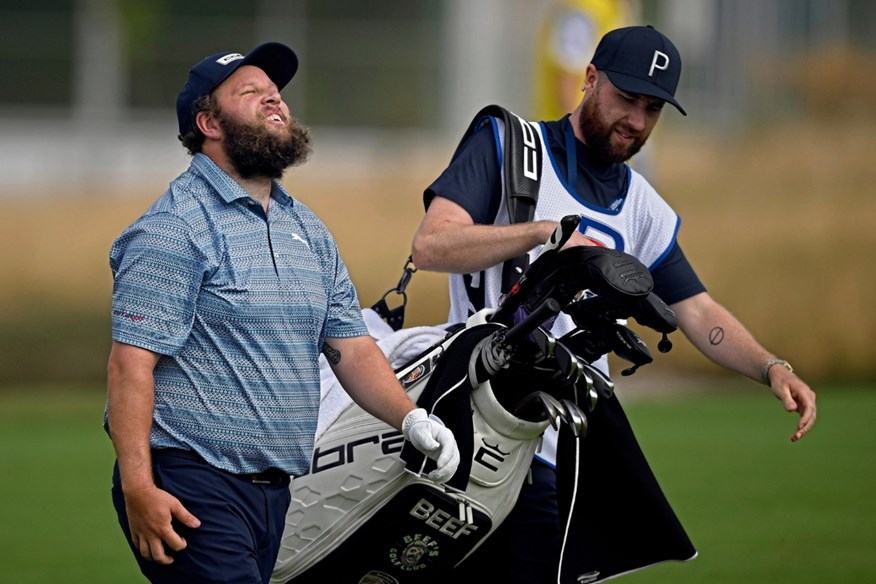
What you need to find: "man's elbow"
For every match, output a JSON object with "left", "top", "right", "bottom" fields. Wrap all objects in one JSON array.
[{"left": 410, "top": 234, "right": 439, "bottom": 272}]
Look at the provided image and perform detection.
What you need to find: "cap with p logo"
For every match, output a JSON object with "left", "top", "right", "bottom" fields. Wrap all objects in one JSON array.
[{"left": 591, "top": 25, "right": 686, "bottom": 115}]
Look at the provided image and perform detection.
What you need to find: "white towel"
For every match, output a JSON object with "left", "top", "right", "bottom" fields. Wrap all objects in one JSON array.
[{"left": 315, "top": 309, "right": 448, "bottom": 441}]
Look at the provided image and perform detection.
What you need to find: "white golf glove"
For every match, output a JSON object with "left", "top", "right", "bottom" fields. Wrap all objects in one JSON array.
[{"left": 402, "top": 408, "right": 460, "bottom": 484}]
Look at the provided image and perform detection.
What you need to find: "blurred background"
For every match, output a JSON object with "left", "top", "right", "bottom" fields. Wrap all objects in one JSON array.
[
  {"left": 1, "top": 0, "right": 875, "bottom": 384},
  {"left": 0, "top": 0, "right": 874, "bottom": 582}
]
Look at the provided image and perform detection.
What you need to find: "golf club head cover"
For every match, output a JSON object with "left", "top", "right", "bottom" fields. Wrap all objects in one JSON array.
[
  {"left": 522, "top": 247, "right": 654, "bottom": 320},
  {"left": 610, "top": 324, "right": 653, "bottom": 367},
  {"left": 631, "top": 292, "right": 678, "bottom": 334}
]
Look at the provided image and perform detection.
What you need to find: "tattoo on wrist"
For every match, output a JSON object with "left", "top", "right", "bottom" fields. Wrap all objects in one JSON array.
[
  {"left": 323, "top": 343, "right": 341, "bottom": 365},
  {"left": 709, "top": 327, "right": 725, "bottom": 345}
]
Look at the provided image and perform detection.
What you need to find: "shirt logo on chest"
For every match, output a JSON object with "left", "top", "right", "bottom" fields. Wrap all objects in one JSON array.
[{"left": 289, "top": 233, "right": 310, "bottom": 248}]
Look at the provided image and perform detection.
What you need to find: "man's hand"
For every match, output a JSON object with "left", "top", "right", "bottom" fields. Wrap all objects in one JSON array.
[
  {"left": 562, "top": 230, "right": 604, "bottom": 249},
  {"left": 402, "top": 408, "right": 461, "bottom": 483},
  {"left": 767, "top": 366, "right": 817, "bottom": 442},
  {"left": 124, "top": 485, "right": 201, "bottom": 565}
]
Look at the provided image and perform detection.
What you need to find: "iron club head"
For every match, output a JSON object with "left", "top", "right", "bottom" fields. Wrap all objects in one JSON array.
[{"left": 560, "top": 398, "right": 588, "bottom": 438}]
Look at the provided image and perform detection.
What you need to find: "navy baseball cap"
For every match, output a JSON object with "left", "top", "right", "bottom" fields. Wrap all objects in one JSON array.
[
  {"left": 591, "top": 25, "right": 686, "bottom": 115},
  {"left": 176, "top": 42, "right": 299, "bottom": 136}
]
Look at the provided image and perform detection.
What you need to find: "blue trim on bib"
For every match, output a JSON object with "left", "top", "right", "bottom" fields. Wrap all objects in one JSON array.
[
  {"left": 540, "top": 122, "right": 629, "bottom": 216},
  {"left": 647, "top": 215, "right": 682, "bottom": 271},
  {"left": 484, "top": 116, "right": 503, "bottom": 173}
]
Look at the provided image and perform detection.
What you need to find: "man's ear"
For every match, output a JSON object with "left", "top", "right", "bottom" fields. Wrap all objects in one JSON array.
[
  {"left": 195, "top": 109, "right": 222, "bottom": 140},
  {"left": 582, "top": 64, "right": 599, "bottom": 93}
]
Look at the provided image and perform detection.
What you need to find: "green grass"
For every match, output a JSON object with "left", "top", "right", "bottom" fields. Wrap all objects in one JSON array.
[
  {"left": 620, "top": 384, "right": 876, "bottom": 583},
  {"left": 0, "top": 385, "right": 140, "bottom": 583},
  {"left": 0, "top": 384, "right": 873, "bottom": 583}
]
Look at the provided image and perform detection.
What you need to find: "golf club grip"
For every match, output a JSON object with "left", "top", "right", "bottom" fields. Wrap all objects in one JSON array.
[
  {"left": 534, "top": 214, "right": 580, "bottom": 262},
  {"left": 504, "top": 298, "right": 562, "bottom": 345},
  {"left": 491, "top": 215, "right": 580, "bottom": 324}
]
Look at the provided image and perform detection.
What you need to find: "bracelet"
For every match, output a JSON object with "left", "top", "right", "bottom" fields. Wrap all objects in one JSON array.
[{"left": 761, "top": 358, "right": 793, "bottom": 385}]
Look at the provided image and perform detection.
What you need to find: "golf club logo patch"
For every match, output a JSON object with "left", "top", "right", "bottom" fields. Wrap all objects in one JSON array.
[{"left": 388, "top": 534, "right": 439, "bottom": 572}]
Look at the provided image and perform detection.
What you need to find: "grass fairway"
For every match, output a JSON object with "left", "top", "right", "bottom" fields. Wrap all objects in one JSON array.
[
  {"left": 0, "top": 385, "right": 138, "bottom": 582},
  {"left": 620, "top": 384, "right": 876, "bottom": 583},
  {"left": 0, "top": 385, "right": 873, "bottom": 583}
]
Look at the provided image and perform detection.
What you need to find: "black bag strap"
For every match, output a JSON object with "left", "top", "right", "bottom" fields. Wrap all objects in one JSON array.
[
  {"left": 370, "top": 256, "right": 417, "bottom": 331},
  {"left": 453, "top": 105, "right": 544, "bottom": 295},
  {"left": 373, "top": 107, "right": 544, "bottom": 330}
]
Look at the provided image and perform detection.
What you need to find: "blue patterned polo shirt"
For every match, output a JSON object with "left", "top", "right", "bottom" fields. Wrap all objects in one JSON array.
[{"left": 109, "top": 154, "right": 367, "bottom": 475}]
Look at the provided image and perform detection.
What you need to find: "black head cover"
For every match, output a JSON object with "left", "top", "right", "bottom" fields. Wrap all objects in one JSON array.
[{"left": 520, "top": 247, "right": 654, "bottom": 316}]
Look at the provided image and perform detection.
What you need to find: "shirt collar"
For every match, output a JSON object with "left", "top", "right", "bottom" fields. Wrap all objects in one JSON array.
[
  {"left": 270, "top": 181, "right": 295, "bottom": 208},
  {"left": 191, "top": 153, "right": 295, "bottom": 208}
]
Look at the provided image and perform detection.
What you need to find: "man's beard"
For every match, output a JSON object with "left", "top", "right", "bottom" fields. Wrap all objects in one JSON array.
[
  {"left": 217, "top": 109, "right": 312, "bottom": 179},
  {"left": 578, "top": 92, "right": 647, "bottom": 164}
]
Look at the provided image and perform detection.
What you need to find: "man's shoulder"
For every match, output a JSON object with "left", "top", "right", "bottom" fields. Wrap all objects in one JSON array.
[
  {"left": 110, "top": 170, "right": 221, "bottom": 257},
  {"left": 627, "top": 167, "right": 664, "bottom": 199},
  {"left": 146, "top": 163, "right": 219, "bottom": 220},
  {"left": 539, "top": 118, "right": 567, "bottom": 143}
]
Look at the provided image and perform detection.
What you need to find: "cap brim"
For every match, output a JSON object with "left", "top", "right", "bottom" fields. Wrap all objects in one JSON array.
[
  {"left": 604, "top": 70, "right": 687, "bottom": 116},
  {"left": 239, "top": 42, "right": 299, "bottom": 91}
]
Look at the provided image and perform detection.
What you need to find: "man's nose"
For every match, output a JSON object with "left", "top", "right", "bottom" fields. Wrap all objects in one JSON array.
[{"left": 625, "top": 104, "right": 647, "bottom": 131}]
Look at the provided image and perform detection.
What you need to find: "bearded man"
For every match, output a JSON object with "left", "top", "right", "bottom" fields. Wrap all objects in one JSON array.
[
  {"left": 105, "top": 42, "right": 460, "bottom": 584},
  {"left": 411, "top": 25, "right": 816, "bottom": 583}
]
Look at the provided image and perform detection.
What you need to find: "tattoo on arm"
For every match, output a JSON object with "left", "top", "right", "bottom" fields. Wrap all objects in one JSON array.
[
  {"left": 323, "top": 343, "right": 341, "bottom": 365},
  {"left": 709, "top": 327, "right": 725, "bottom": 345}
]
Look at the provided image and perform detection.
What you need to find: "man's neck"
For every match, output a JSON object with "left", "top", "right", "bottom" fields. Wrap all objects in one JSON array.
[
  {"left": 231, "top": 173, "right": 274, "bottom": 210},
  {"left": 569, "top": 105, "right": 587, "bottom": 144},
  {"left": 204, "top": 148, "right": 274, "bottom": 211}
]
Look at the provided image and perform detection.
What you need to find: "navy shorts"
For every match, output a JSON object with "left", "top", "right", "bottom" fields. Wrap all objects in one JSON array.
[
  {"left": 453, "top": 458, "right": 561, "bottom": 583},
  {"left": 111, "top": 449, "right": 291, "bottom": 584}
]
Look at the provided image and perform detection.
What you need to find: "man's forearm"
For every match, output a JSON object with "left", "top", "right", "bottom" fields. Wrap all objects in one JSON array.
[
  {"left": 412, "top": 220, "right": 556, "bottom": 273},
  {"left": 673, "top": 293, "right": 772, "bottom": 382},
  {"left": 673, "top": 292, "right": 817, "bottom": 441},
  {"left": 326, "top": 336, "right": 416, "bottom": 431},
  {"left": 107, "top": 343, "right": 159, "bottom": 491}
]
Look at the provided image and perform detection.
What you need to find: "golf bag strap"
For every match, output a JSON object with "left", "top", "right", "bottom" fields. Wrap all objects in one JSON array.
[
  {"left": 452, "top": 105, "right": 544, "bottom": 301},
  {"left": 370, "top": 256, "right": 417, "bottom": 331},
  {"left": 375, "top": 107, "right": 544, "bottom": 326}
]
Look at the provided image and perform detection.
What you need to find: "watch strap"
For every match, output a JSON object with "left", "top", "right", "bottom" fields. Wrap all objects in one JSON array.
[{"left": 761, "top": 358, "right": 793, "bottom": 385}]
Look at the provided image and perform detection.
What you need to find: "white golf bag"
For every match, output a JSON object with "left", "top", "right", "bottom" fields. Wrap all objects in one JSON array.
[
  {"left": 272, "top": 308, "right": 554, "bottom": 583},
  {"left": 272, "top": 223, "right": 696, "bottom": 584}
]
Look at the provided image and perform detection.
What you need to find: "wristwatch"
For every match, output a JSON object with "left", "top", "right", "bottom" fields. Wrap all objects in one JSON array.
[{"left": 761, "top": 358, "right": 793, "bottom": 385}]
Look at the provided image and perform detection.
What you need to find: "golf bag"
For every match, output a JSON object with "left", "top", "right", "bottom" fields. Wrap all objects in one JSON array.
[{"left": 271, "top": 218, "right": 697, "bottom": 584}]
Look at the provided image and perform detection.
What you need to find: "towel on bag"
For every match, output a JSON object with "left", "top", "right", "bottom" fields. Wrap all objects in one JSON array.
[{"left": 315, "top": 308, "right": 448, "bottom": 441}]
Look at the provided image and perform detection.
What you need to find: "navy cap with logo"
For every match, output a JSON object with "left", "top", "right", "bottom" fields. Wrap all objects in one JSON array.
[
  {"left": 176, "top": 42, "right": 299, "bottom": 136},
  {"left": 591, "top": 25, "right": 686, "bottom": 115}
]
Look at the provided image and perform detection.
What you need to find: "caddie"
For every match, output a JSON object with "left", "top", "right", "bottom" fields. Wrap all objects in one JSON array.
[{"left": 411, "top": 25, "right": 817, "bottom": 583}]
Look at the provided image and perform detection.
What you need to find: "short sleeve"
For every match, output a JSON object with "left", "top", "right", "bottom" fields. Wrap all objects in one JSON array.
[
  {"left": 651, "top": 243, "right": 706, "bottom": 305},
  {"left": 109, "top": 213, "right": 206, "bottom": 355},
  {"left": 322, "top": 247, "right": 367, "bottom": 343},
  {"left": 423, "top": 123, "right": 502, "bottom": 225}
]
